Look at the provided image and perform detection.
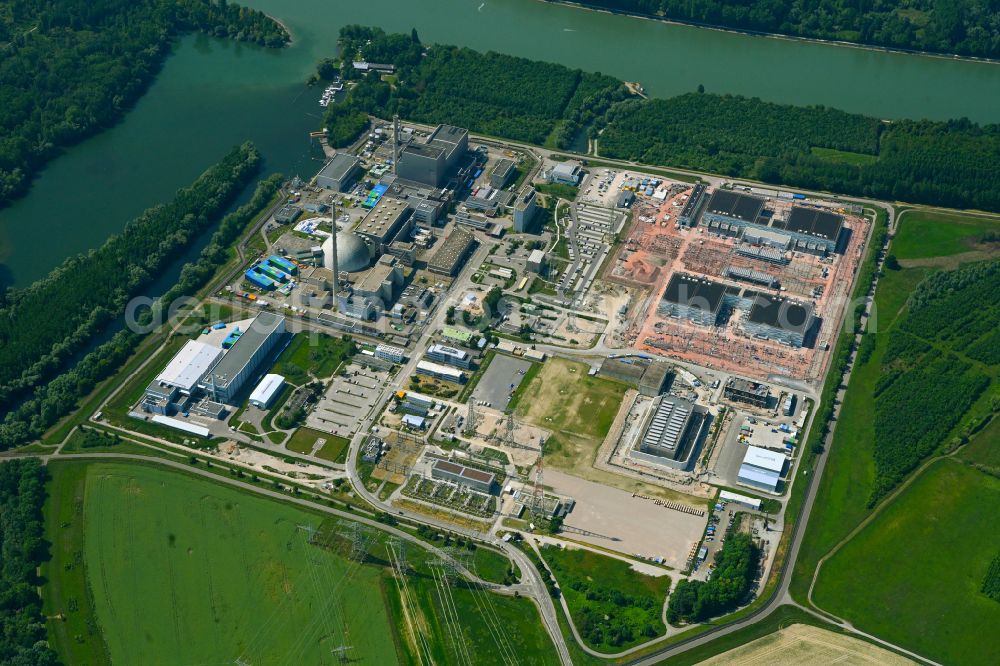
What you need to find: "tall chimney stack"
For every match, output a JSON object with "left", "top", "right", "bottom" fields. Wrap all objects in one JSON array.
[{"left": 393, "top": 114, "right": 400, "bottom": 175}]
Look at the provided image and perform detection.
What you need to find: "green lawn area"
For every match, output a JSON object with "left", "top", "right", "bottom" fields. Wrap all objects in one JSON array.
[
  {"left": 470, "top": 545, "right": 520, "bottom": 586},
  {"left": 271, "top": 331, "right": 355, "bottom": 382},
  {"left": 810, "top": 146, "right": 877, "bottom": 166},
  {"left": 60, "top": 461, "right": 398, "bottom": 665},
  {"left": 541, "top": 545, "right": 670, "bottom": 652},
  {"left": 892, "top": 209, "right": 1000, "bottom": 260},
  {"left": 813, "top": 459, "right": 1000, "bottom": 666},
  {"left": 284, "top": 426, "right": 326, "bottom": 455}
]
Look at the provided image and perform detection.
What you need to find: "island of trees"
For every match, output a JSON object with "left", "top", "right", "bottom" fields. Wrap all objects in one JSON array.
[
  {"left": 0, "top": 0, "right": 288, "bottom": 208},
  {"left": 557, "top": 0, "right": 1000, "bottom": 60},
  {"left": 667, "top": 531, "right": 760, "bottom": 624}
]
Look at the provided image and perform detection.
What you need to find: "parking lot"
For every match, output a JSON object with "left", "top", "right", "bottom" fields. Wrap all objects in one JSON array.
[
  {"left": 471, "top": 353, "right": 533, "bottom": 411},
  {"left": 307, "top": 362, "right": 388, "bottom": 438},
  {"left": 712, "top": 412, "right": 795, "bottom": 493}
]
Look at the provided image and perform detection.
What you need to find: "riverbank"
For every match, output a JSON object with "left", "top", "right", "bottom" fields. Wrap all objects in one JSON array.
[{"left": 542, "top": 0, "right": 1000, "bottom": 66}]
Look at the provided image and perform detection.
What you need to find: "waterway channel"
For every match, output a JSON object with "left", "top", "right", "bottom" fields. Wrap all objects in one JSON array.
[{"left": 2, "top": 0, "right": 998, "bottom": 288}]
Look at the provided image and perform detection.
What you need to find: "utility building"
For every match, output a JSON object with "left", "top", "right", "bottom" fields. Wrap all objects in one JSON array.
[
  {"left": 249, "top": 374, "right": 284, "bottom": 409},
  {"left": 630, "top": 395, "right": 705, "bottom": 470},
  {"left": 657, "top": 273, "right": 727, "bottom": 326},
  {"left": 702, "top": 190, "right": 767, "bottom": 229},
  {"left": 431, "top": 459, "right": 496, "bottom": 494},
  {"left": 490, "top": 159, "right": 517, "bottom": 188},
  {"left": 512, "top": 188, "right": 538, "bottom": 232}
]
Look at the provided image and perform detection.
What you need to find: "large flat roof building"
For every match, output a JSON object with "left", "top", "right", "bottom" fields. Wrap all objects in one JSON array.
[
  {"left": 772, "top": 206, "right": 844, "bottom": 254},
  {"left": 428, "top": 227, "right": 476, "bottom": 276},
  {"left": 490, "top": 158, "right": 517, "bottom": 188},
  {"left": 703, "top": 190, "right": 766, "bottom": 224},
  {"left": 745, "top": 294, "right": 816, "bottom": 347},
  {"left": 630, "top": 395, "right": 705, "bottom": 471},
  {"left": 353, "top": 256, "right": 403, "bottom": 305},
  {"left": 315, "top": 153, "right": 361, "bottom": 192},
  {"left": 201, "top": 312, "right": 285, "bottom": 403},
  {"left": 396, "top": 124, "right": 468, "bottom": 187},
  {"left": 416, "top": 360, "right": 465, "bottom": 383},
  {"left": 155, "top": 341, "right": 224, "bottom": 394},
  {"left": 356, "top": 196, "right": 410, "bottom": 250},
  {"left": 658, "top": 273, "right": 727, "bottom": 326}
]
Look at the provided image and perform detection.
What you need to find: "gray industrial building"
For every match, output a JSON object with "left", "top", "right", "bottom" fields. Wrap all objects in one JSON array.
[
  {"left": 599, "top": 357, "right": 672, "bottom": 396},
  {"left": 356, "top": 196, "right": 411, "bottom": 251},
  {"left": 352, "top": 255, "right": 403, "bottom": 305},
  {"left": 677, "top": 183, "right": 707, "bottom": 227},
  {"left": 657, "top": 273, "right": 727, "bottom": 326},
  {"left": 489, "top": 158, "right": 517, "bottom": 188},
  {"left": 744, "top": 293, "right": 816, "bottom": 347},
  {"left": 200, "top": 312, "right": 286, "bottom": 403},
  {"left": 512, "top": 188, "right": 538, "bottom": 232},
  {"left": 723, "top": 377, "right": 771, "bottom": 408},
  {"left": 549, "top": 161, "right": 582, "bottom": 185},
  {"left": 316, "top": 153, "right": 361, "bottom": 192},
  {"left": 396, "top": 124, "right": 469, "bottom": 187},
  {"left": 702, "top": 190, "right": 767, "bottom": 228},
  {"left": 431, "top": 459, "right": 497, "bottom": 494},
  {"left": 428, "top": 227, "right": 476, "bottom": 276},
  {"left": 629, "top": 395, "right": 705, "bottom": 471}
]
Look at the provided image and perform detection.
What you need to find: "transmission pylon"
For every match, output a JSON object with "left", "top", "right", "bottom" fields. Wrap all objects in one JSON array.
[
  {"left": 340, "top": 522, "right": 371, "bottom": 562},
  {"left": 465, "top": 398, "right": 477, "bottom": 436},
  {"left": 387, "top": 537, "right": 409, "bottom": 574}
]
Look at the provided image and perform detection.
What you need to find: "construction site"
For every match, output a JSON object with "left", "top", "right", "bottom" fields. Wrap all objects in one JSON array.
[{"left": 609, "top": 183, "right": 872, "bottom": 383}]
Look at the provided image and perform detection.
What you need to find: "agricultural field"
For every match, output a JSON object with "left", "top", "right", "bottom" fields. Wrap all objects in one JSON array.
[
  {"left": 698, "top": 623, "right": 915, "bottom": 666},
  {"left": 813, "top": 458, "right": 1000, "bottom": 666},
  {"left": 540, "top": 544, "right": 670, "bottom": 652},
  {"left": 892, "top": 210, "right": 1000, "bottom": 262},
  {"left": 40, "top": 460, "right": 558, "bottom": 665},
  {"left": 515, "top": 357, "right": 628, "bottom": 473}
]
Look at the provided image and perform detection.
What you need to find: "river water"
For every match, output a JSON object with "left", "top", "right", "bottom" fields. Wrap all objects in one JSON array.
[{"left": 1, "top": 0, "right": 998, "bottom": 288}]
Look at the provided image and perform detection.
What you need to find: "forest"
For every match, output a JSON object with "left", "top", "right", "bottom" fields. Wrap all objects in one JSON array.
[
  {"left": 599, "top": 94, "right": 1000, "bottom": 212},
  {"left": 0, "top": 171, "right": 282, "bottom": 450},
  {"left": 666, "top": 532, "right": 759, "bottom": 624},
  {"left": 0, "top": 144, "right": 266, "bottom": 449},
  {"left": 869, "top": 260, "right": 999, "bottom": 501},
  {"left": 0, "top": 0, "right": 287, "bottom": 207},
  {"left": 0, "top": 458, "right": 58, "bottom": 665},
  {"left": 564, "top": 0, "right": 1000, "bottom": 59},
  {"left": 324, "top": 26, "right": 625, "bottom": 147}
]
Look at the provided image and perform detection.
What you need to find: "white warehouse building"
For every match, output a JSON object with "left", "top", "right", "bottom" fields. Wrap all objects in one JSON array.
[
  {"left": 737, "top": 445, "right": 787, "bottom": 492},
  {"left": 249, "top": 374, "right": 285, "bottom": 409}
]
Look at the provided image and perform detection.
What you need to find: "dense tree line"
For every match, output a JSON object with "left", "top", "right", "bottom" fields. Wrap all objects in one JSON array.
[
  {"left": 323, "top": 27, "right": 625, "bottom": 147},
  {"left": 667, "top": 532, "right": 759, "bottom": 624},
  {"left": 0, "top": 458, "right": 58, "bottom": 665},
  {"left": 869, "top": 260, "right": 999, "bottom": 501},
  {"left": 0, "top": 150, "right": 281, "bottom": 450},
  {"left": 564, "top": 0, "right": 1000, "bottom": 59},
  {"left": 983, "top": 552, "right": 1000, "bottom": 602},
  {"left": 599, "top": 94, "right": 1000, "bottom": 212},
  {"left": 0, "top": 0, "right": 287, "bottom": 207}
]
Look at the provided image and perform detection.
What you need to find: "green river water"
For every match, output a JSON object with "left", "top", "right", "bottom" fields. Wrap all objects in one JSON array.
[{"left": 1, "top": 0, "right": 999, "bottom": 288}]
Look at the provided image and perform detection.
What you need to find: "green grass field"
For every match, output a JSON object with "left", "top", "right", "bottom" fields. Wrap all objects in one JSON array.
[
  {"left": 892, "top": 210, "right": 1000, "bottom": 260},
  {"left": 77, "top": 462, "right": 399, "bottom": 665},
  {"left": 813, "top": 459, "right": 1000, "bottom": 666},
  {"left": 285, "top": 426, "right": 351, "bottom": 463},
  {"left": 541, "top": 545, "right": 670, "bottom": 652},
  {"left": 42, "top": 460, "right": 557, "bottom": 665},
  {"left": 959, "top": 416, "right": 1000, "bottom": 468}
]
